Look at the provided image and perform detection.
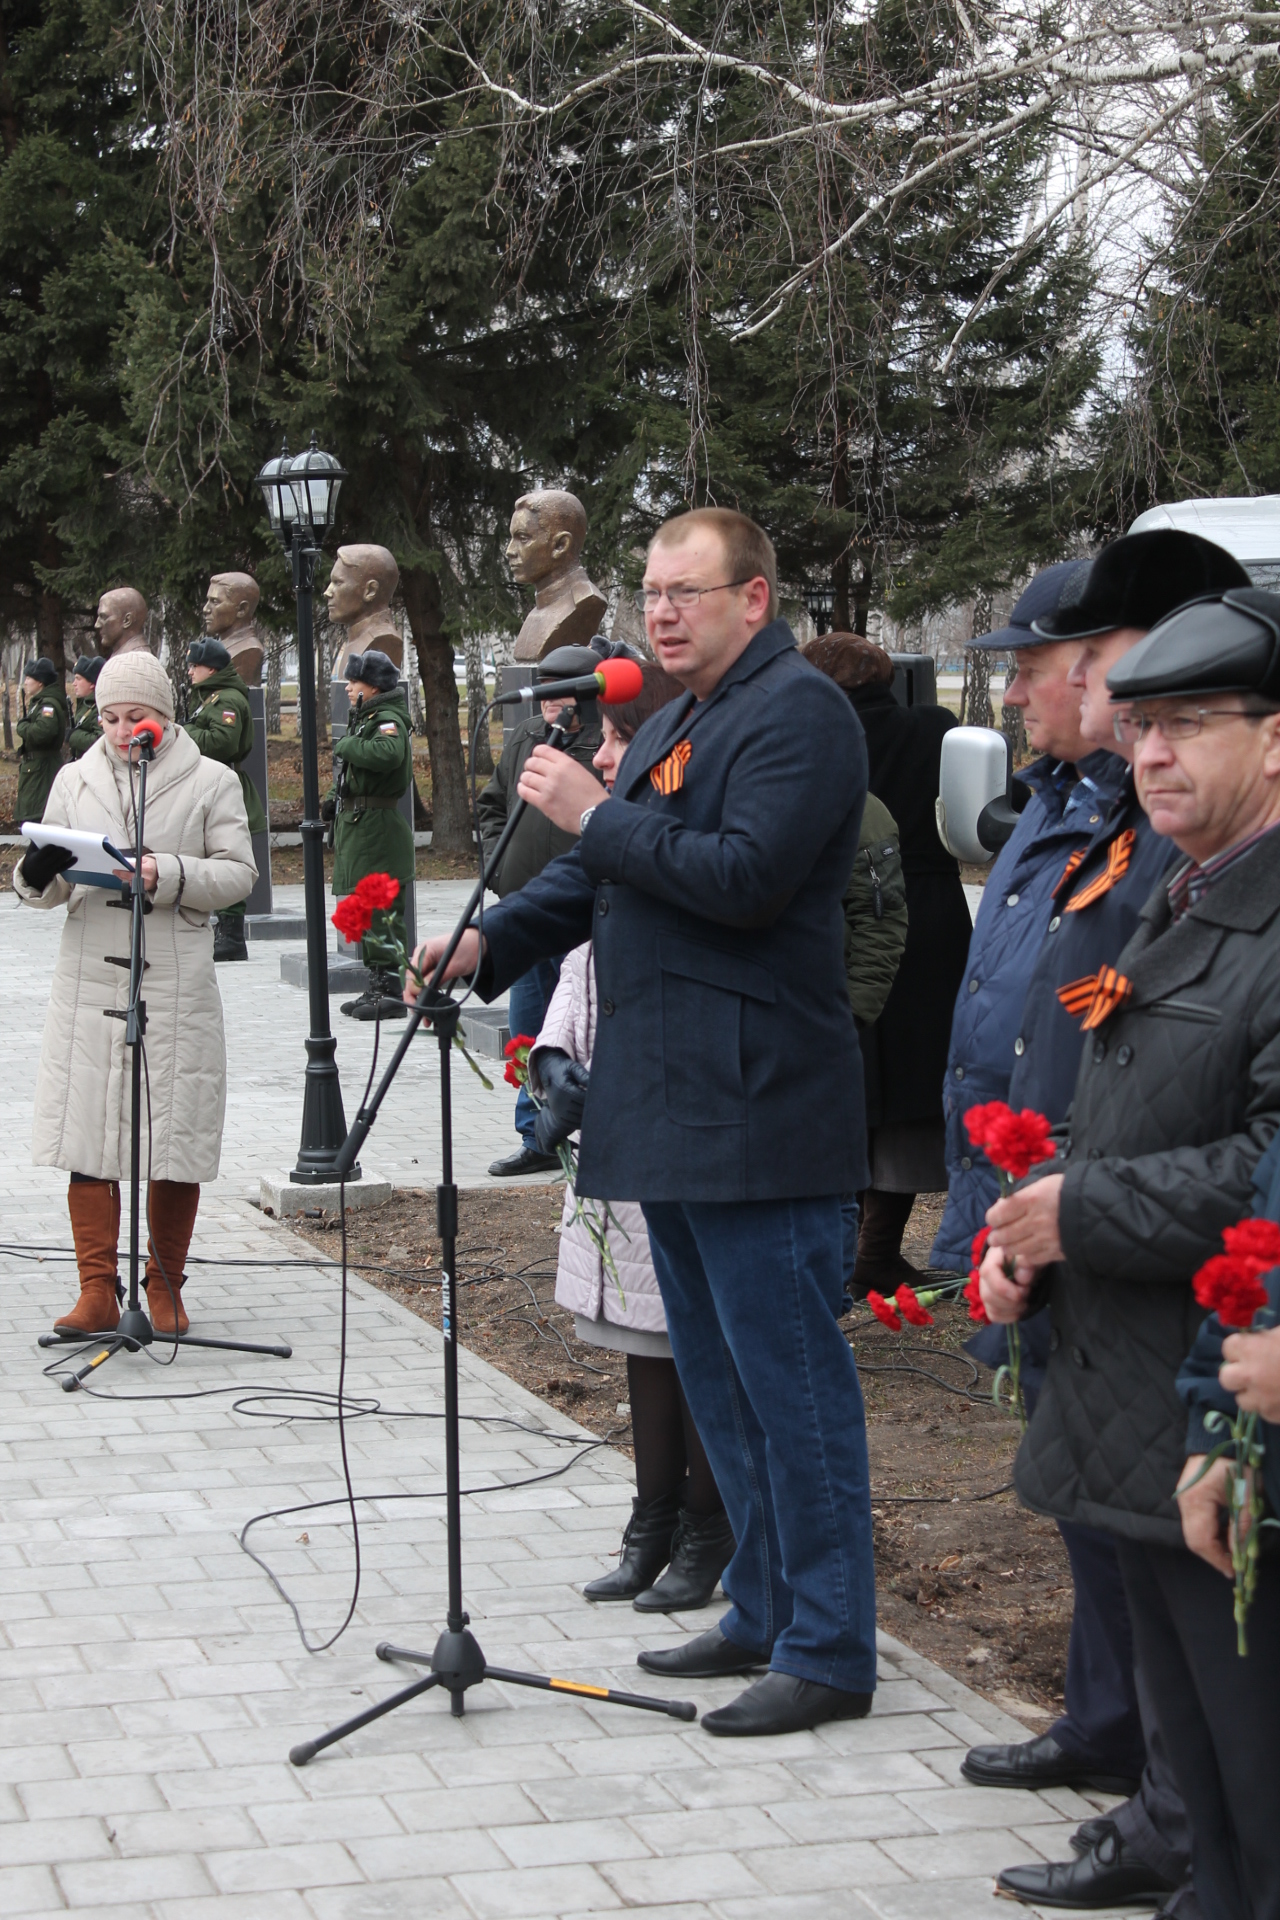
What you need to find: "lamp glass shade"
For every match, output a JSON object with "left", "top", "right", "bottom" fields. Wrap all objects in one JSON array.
[
  {"left": 286, "top": 438, "right": 346, "bottom": 540},
  {"left": 256, "top": 443, "right": 298, "bottom": 542}
]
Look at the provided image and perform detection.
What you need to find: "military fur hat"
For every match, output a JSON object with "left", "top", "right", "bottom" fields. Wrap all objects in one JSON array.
[
  {"left": 73, "top": 655, "right": 106, "bottom": 683},
  {"left": 1107, "top": 588, "right": 1280, "bottom": 704},
  {"left": 22, "top": 657, "right": 58, "bottom": 687},
  {"left": 187, "top": 637, "right": 232, "bottom": 671},
  {"left": 1031, "top": 530, "right": 1249, "bottom": 642},
  {"left": 343, "top": 650, "right": 400, "bottom": 693}
]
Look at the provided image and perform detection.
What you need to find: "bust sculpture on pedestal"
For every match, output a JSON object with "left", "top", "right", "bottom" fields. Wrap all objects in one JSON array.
[
  {"left": 94, "top": 587, "right": 151, "bottom": 658},
  {"left": 323, "top": 546, "right": 403, "bottom": 669},
  {"left": 203, "top": 572, "right": 264, "bottom": 686},
  {"left": 507, "top": 490, "right": 607, "bottom": 663}
]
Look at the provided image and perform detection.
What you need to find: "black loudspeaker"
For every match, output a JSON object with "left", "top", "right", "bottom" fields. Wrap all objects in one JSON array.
[{"left": 889, "top": 654, "right": 937, "bottom": 708}]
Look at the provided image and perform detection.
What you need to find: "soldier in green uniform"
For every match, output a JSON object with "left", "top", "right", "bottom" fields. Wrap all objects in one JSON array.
[
  {"left": 321, "top": 649, "right": 413, "bottom": 1021},
  {"left": 15, "top": 657, "right": 68, "bottom": 823},
  {"left": 184, "top": 637, "right": 266, "bottom": 962},
  {"left": 67, "top": 655, "right": 106, "bottom": 758}
]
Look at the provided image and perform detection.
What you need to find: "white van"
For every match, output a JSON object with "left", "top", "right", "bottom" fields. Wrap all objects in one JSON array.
[{"left": 1128, "top": 495, "right": 1280, "bottom": 587}]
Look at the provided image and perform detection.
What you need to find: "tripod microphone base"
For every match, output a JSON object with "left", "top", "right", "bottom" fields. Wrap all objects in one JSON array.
[
  {"left": 290, "top": 1626, "right": 698, "bottom": 1763},
  {"left": 115, "top": 1305, "right": 155, "bottom": 1348}
]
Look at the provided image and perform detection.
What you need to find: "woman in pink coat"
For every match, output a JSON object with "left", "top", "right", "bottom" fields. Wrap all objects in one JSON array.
[{"left": 529, "top": 663, "right": 732, "bottom": 1612}]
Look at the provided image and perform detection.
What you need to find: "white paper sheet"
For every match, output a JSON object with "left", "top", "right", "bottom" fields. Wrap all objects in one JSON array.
[{"left": 21, "top": 823, "right": 135, "bottom": 889}]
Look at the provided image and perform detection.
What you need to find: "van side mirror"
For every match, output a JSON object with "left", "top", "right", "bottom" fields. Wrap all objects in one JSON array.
[{"left": 936, "top": 726, "right": 1028, "bottom": 863}]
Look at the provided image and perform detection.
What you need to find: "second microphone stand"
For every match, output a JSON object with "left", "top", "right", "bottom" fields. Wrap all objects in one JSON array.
[
  {"left": 43, "top": 732, "right": 293, "bottom": 1387},
  {"left": 290, "top": 697, "right": 695, "bottom": 1764}
]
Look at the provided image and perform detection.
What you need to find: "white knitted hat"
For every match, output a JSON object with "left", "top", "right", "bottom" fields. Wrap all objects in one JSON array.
[{"left": 94, "top": 649, "right": 175, "bottom": 721}]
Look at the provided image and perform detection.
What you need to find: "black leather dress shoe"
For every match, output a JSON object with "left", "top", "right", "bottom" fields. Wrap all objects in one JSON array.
[
  {"left": 1070, "top": 1816, "right": 1113, "bottom": 1855},
  {"left": 637, "top": 1625, "right": 767, "bottom": 1679},
  {"left": 701, "top": 1671, "right": 872, "bottom": 1737},
  {"left": 487, "top": 1146, "right": 562, "bottom": 1178},
  {"left": 961, "top": 1731, "right": 1140, "bottom": 1795},
  {"left": 996, "top": 1823, "right": 1177, "bottom": 1910}
]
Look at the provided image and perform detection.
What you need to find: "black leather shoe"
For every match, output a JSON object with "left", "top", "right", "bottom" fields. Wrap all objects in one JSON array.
[
  {"left": 702, "top": 1671, "right": 872, "bottom": 1737},
  {"left": 583, "top": 1494, "right": 679, "bottom": 1602},
  {"left": 962, "top": 1731, "right": 1140, "bottom": 1795},
  {"left": 1070, "top": 1817, "right": 1114, "bottom": 1855},
  {"left": 637, "top": 1625, "right": 767, "bottom": 1679},
  {"left": 633, "top": 1508, "right": 736, "bottom": 1613},
  {"left": 487, "top": 1146, "right": 562, "bottom": 1177},
  {"left": 996, "top": 1824, "right": 1177, "bottom": 1909}
]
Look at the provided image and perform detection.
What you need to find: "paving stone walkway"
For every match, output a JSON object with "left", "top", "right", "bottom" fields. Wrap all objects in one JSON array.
[{"left": 0, "top": 882, "right": 1138, "bottom": 1919}]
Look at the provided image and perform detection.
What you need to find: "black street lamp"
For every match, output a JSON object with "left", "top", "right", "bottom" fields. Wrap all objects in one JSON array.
[
  {"left": 256, "top": 433, "right": 357, "bottom": 1184},
  {"left": 805, "top": 583, "right": 836, "bottom": 637}
]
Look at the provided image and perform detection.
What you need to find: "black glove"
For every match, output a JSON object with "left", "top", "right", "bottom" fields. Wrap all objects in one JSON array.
[
  {"left": 20, "top": 842, "right": 77, "bottom": 891},
  {"left": 533, "top": 1048, "right": 590, "bottom": 1153},
  {"left": 320, "top": 794, "right": 337, "bottom": 824}
]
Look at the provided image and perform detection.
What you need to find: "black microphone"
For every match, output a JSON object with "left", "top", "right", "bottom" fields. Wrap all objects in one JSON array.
[
  {"left": 130, "top": 718, "right": 163, "bottom": 760},
  {"left": 490, "top": 658, "right": 645, "bottom": 708}
]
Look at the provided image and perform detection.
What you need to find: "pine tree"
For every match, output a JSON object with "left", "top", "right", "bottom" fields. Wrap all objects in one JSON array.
[
  {"left": 0, "top": 0, "right": 159, "bottom": 667},
  {"left": 1097, "top": 34, "right": 1280, "bottom": 520}
]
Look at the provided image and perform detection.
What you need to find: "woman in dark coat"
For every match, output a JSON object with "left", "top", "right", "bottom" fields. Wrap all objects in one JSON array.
[{"left": 802, "top": 636, "right": 971, "bottom": 1291}]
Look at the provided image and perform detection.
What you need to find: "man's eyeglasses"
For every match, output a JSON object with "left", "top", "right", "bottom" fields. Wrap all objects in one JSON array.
[
  {"left": 634, "top": 579, "right": 753, "bottom": 613},
  {"left": 1113, "top": 706, "right": 1269, "bottom": 745}
]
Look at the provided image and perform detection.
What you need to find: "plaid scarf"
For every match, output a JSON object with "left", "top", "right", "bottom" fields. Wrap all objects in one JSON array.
[{"left": 1168, "top": 821, "right": 1280, "bottom": 924}]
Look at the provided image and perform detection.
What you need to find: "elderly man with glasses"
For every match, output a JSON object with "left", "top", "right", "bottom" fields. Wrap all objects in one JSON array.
[{"left": 977, "top": 586, "right": 1280, "bottom": 1920}]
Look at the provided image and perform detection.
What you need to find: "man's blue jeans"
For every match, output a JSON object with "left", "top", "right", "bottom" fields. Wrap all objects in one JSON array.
[
  {"left": 641, "top": 1196, "right": 878, "bottom": 1695},
  {"left": 507, "top": 957, "right": 562, "bottom": 1148}
]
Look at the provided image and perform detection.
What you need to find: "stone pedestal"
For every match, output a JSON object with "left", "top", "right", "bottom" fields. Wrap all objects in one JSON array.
[
  {"left": 498, "top": 664, "right": 535, "bottom": 748},
  {"left": 260, "top": 1170, "right": 393, "bottom": 1219},
  {"left": 244, "top": 685, "right": 273, "bottom": 917}
]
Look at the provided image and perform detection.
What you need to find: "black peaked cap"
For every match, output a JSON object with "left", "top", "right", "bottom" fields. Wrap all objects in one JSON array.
[
  {"left": 1107, "top": 589, "right": 1280, "bottom": 703},
  {"left": 534, "top": 645, "right": 604, "bottom": 683},
  {"left": 1031, "top": 530, "right": 1250, "bottom": 641}
]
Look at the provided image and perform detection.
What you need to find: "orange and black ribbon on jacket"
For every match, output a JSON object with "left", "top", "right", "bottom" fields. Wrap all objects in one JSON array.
[
  {"left": 651, "top": 739, "right": 692, "bottom": 795},
  {"left": 1057, "top": 966, "right": 1134, "bottom": 1031},
  {"left": 1055, "top": 829, "right": 1135, "bottom": 911}
]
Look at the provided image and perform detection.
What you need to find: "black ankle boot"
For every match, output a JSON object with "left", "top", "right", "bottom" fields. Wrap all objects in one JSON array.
[
  {"left": 850, "top": 1188, "right": 919, "bottom": 1299},
  {"left": 633, "top": 1507, "right": 736, "bottom": 1613},
  {"left": 583, "top": 1494, "right": 680, "bottom": 1602},
  {"left": 213, "top": 915, "right": 248, "bottom": 963}
]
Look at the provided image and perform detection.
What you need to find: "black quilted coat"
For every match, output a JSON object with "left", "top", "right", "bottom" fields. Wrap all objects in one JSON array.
[{"left": 1015, "top": 827, "right": 1280, "bottom": 1545}]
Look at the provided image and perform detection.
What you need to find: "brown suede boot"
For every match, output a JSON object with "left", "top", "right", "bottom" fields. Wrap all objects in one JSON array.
[
  {"left": 57, "top": 1180, "right": 122, "bottom": 1336},
  {"left": 144, "top": 1180, "right": 200, "bottom": 1336}
]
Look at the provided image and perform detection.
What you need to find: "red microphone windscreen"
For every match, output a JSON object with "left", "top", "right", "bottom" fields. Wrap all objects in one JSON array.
[
  {"left": 131, "top": 719, "right": 163, "bottom": 747},
  {"left": 596, "top": 657, "right": 645, "bottom": 705}
]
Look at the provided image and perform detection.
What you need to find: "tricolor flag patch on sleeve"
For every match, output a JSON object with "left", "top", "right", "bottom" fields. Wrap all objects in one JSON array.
[
  {"left": 220, "top": 710, "right": 237, "bottom": 723},
  {"left": 379, "top": 722, "right": 398, "bottom": 734}
]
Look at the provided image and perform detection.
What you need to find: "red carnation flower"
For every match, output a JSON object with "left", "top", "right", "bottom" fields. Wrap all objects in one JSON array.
[
  {"left": 1221, "top": 1219, "right": 1280, "bottom": 1268},
  {"left": 965, "top": 1101, "right": 1055, "bottom": 1182},
  {"left": 866, "top": 1290, "right": 904, "bottom": 1331},
  {"left": 965, "top": 1227, "right": 992, "bottom": 1324},
  {"left": 353, "top": 872, "right": 400, "bottom": 911},
  {"left": 332, "top": 894, "right": 373, "bottom": 942},
  {"left": 502, "top": 1034, "right": 536, "bottom": 1091},
  {"left": 894, "top": 1283, "right": 934, "bottom": 1328},
  {"left": 963, "top": 1274, "right": 989, "bottom": 1325},
  {"left": 1192, "top": 1253, "right": 1269, "bottom": 1329}
]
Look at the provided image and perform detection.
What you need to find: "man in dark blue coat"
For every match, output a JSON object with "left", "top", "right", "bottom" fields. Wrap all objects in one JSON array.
[{"left": 412, "top": 508, "right": 876, "bottom": 1736}]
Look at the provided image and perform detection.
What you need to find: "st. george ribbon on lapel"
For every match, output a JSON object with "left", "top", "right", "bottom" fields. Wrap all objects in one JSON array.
[{"left": 650, "top": 739, "right": 691, "bottom": 795}]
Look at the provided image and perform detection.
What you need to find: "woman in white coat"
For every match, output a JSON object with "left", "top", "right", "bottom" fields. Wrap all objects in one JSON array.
[
  {"left": 528, "top": 663, "right": 733, "bottom": 1613},
  {"left": 14, "top": 649, "right": 256, "bottom": 1338}
]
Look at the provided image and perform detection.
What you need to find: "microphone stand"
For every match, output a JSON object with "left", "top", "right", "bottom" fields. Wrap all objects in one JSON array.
[
  {"left": 290, "top": 698, "right": 695, "bottom": 1764},
  {"left": 43, "top": 731, "right": 293, "bottom": 1386}
]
